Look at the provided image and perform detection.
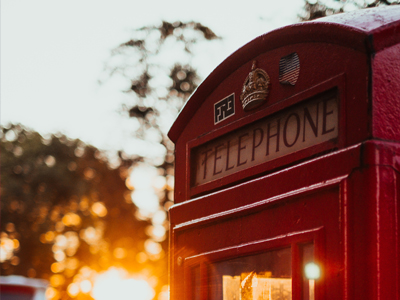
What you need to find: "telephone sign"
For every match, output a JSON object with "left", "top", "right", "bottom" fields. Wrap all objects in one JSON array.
[{"left": 193, "top": 91, "right": 338, "bottom": 185}]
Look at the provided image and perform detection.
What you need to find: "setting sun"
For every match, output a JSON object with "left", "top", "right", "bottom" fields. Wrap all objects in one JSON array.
[{"left": 91, "top": 268, "right": 155, "bottom": 300}]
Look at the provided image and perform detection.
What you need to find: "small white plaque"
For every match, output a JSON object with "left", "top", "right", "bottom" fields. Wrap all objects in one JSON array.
[{"left": 214, "top": 93, "right": 235, "bottom": 124}]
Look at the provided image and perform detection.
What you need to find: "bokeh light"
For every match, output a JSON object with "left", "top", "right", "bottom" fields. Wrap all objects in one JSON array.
[
  {"left": 131, "top": 189, "right": 160, "bottom": 215},
  {"left": 113, "top": 247, "right": 127, "bottom": 259},
  {"left": 152, "top": 210, "right": 167, "bottom": 225},
  {"left": 158, "top": 285, "right": 169, "bottom": 300},
  {"left": 67, "top": 282, "right": 80, "bottom": 297},
  {"left": 0, "top": 233, "right": 18, "bottom": 262},
  {"left": 91, "top": 202, "right": 108, "bottom": 217},
  {"left": 80, "top": 279, "right": 92, "bottom": 293},
  {"left": 128, "top": 164, "right": 162, "bottom": 217},
  {"left": 45, "top": 287, "right": 58, "bottom": 299},
  {"left": 62, "top": 213, "right": 81, "bottom": 227}
]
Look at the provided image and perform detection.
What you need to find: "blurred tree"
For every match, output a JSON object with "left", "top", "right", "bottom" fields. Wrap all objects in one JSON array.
[
  {"left": 102, "top": 21, "right": 220, "bottom": 191},
  {"left": 98, "top": 21, "right": 219, "bottom": 300},
  {"left": 102, "top": 18, "right": 220, "bottom": 265},
  {"left": 0, "top": 124, "right": 166, "bottom": 300},
  {"left": 99, "top": 22, "right": 219, "bottom": 299},
  {"left": 299, "top": 0, "right": 399, "bottom": 21}
]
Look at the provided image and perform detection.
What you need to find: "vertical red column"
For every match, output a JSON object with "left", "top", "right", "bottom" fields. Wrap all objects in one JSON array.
[{"left": 349, "top": 156, "right": 399, "bottom": 300}]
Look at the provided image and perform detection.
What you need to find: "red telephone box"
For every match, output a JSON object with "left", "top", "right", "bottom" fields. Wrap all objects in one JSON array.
[{"left": 168, "top": 7, "right": 400, "bottom": 300}]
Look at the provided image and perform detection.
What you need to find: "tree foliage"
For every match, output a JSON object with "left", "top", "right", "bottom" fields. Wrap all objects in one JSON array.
[
  {"left": 101, "top": 21, "right": 220, "bottom": 236},
  {"left": 1, "top": 21, "right": 219, "bottom": 300},
  {"left": 103, "top": 20, "right": 220, "bottom": 168},
  {"left": 300, "top": 0, "right": 400, "bottom": 21},
  {"left": 0, "top": 124, "right": 166, "bottom": 300}
]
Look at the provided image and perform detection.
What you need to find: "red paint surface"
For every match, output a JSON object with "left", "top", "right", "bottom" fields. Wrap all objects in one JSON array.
[{"left": 169, "top": 7, "right": 400, "bottom": 300}]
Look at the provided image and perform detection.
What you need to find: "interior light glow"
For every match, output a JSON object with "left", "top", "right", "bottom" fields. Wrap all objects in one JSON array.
[{"left": 304, "top": 262, "right": 320, "bottom": 280}]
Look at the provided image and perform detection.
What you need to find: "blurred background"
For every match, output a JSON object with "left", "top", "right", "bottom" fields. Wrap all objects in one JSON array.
[{"left": 1, "top": 0, "right": 398, "bottom": 299}]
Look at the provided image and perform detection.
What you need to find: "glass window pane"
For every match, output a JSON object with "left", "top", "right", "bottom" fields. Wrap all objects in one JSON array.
[{"left": 207, "top": 247, "right": 292, "bottom": 300}]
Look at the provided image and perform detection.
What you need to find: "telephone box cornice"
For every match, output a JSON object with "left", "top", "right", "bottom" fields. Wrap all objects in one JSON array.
[{"left": 168, "top": 6, "right": 400, "bottom": 143}]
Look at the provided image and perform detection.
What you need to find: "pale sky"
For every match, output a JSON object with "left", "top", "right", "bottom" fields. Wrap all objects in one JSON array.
[{"left": 1, "top": 0, "right": 304, "bottom": 158}]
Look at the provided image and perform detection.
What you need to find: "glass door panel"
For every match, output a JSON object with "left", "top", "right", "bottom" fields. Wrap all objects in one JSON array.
[{"left": 208, "top": 247, "right": 292, "bottom": 300}]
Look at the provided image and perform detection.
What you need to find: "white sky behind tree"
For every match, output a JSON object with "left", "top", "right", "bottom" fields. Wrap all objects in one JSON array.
[{"left": 1, "top": 0, "right": 304, "bottom": 158}]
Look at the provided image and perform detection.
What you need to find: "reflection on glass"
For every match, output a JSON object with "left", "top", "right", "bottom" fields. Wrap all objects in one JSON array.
[
  {"left": 302, "top": 243, "right": 315, "bottom": 300},
  {"left": 208, "top": 248, "right": 292, "bottom": 300}
]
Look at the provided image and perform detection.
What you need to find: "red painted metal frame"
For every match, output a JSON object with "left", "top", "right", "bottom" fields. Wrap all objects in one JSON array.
[
  {"left": 170, "top": 144, "right": 357, "bottom": 300},
  {"left": 170, "top": 141, "right": 400, "bottom": 300}
]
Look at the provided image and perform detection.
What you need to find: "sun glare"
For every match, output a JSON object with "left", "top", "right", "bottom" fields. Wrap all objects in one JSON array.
[{"left": 91, "top": 268, "right": 155, "bottom": 300}]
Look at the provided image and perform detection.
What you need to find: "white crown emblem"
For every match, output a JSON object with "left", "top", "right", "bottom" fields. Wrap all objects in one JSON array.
[{"left": 240, "top": 61, "right": 270, "bottom": 111}]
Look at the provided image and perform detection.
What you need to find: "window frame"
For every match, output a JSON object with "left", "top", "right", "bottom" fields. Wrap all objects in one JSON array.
[{"left": 183, "top": 227, "right": 324, "bottom": 300}]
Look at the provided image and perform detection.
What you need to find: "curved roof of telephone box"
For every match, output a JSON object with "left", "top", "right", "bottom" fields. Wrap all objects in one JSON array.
[{"left": 168, "top": 6, "right": 400, "bottom": 143}]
